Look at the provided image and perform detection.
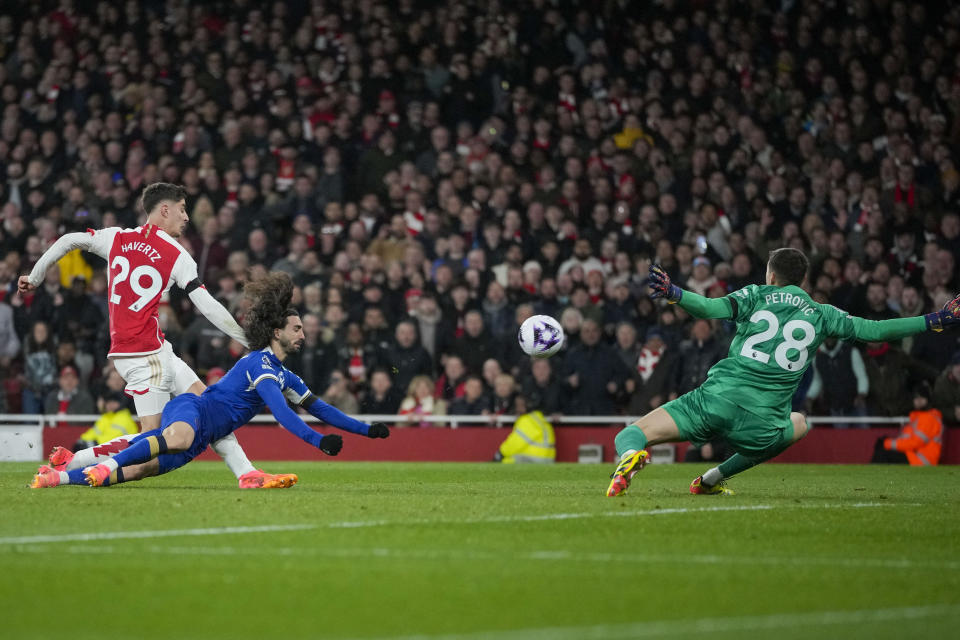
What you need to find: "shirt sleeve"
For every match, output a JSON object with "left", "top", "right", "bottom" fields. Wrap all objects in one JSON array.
[
  {"left": 821, "top": 304, "right": 927, "bottom": 341},
  {"left": 282, "top": 369, "right": 310, "bottom": 404},
  {"left": 169, "top": 250, "right": 200, "bottom": 288},
  {"left": 724, "top": 284, "right": 759, "bottom": 322},
  {"left": 676, "top": 289, "right": 734, "bottom": 319},
  {"left": 305, "top": 397, "right": 370, "bottom": 435},
  {"left": 254, "top": 376, "right": 325, "bottom": 448},
  {"left": 188, "top": 286, "right": 249, "bottom": 348},
  {"left": 246, "top": 355, "right": 281, "bottom": 389},
  {"left": 27, "top": 228, "right": 119, "bottom": 286},
  {"left": 175, "top": 250, "right": 249, "bottom": 348}
]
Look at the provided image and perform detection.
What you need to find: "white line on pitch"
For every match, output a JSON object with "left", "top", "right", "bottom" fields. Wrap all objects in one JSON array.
[
  {"left": 5, "top": 542, "right": 954, "bottom": 572},
  {"left": 362, "top": 604, "right": 960, "bottom": 640},
  {"left": 325, "top": 501, "right": 904, "bottom": 529},
  {"left": 0, "top": 523, "right": 315, "bottom": 545},
  {"left": 0, "top": 501, "right": 910, "bottom": 546}
]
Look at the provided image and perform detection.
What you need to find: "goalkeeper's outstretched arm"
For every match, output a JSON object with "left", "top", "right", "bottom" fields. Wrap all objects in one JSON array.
[
  {"left": 648, "top": 264, "right": 733, "bottom": 319},
  {"left": 841, "top": 293, "right": 960, "bottom": 341},
  {"left": 676, "top": 290, "right": 734, "bottom": 320}
]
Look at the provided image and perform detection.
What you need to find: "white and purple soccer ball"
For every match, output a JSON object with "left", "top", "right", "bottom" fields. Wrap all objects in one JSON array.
[{"left": 518, "top": 314, "right": 565, "bottom": 358}]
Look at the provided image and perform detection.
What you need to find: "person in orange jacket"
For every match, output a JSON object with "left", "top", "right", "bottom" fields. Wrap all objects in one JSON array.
[{"left": 872, "top": 382, "right": 943, "bottom": 465}]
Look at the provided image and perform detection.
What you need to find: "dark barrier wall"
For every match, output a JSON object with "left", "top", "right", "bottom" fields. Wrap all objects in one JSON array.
[{"left": 42, "top": 425, "right": 960, "bottom": 464}]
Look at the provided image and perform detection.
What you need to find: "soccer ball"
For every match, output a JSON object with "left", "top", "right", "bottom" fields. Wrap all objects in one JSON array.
[{"left": 518, "top": 314, "right": 565, "bottom": 358}]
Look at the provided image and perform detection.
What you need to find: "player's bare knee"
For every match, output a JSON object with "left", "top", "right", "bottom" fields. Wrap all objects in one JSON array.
[
  {"left": 633, "top": 407, "right": 682, "bottom": 446},
  {"left": 161, "top": 422, "right": 194, "bottom": 451},
  {"left": 790, "top": 412, "right": 810, "bottom": 442}
]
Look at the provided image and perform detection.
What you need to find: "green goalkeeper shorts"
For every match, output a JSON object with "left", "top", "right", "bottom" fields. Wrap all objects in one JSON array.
[{"left": 661, "top": 387, "right": 794, "bottom": 459}]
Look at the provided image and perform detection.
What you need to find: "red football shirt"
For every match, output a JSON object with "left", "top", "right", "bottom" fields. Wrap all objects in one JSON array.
[{"left": 85, "top": 225, "right": 200, "bottom": 356}]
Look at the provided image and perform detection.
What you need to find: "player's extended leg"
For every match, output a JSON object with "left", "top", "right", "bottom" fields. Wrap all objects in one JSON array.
[
  {"left": 84, "top": 421, "right": 195, "bottom": 486},
  {"left": 184, "top": 382, "right": 297, "bottom": 488},
  {"left": 51, "top": 433, "right": 139, "bottom": 471},
  {"left": 607, "top": 408, "right": 683, "bottom": 497},
  {"left": 181, "top": 376, "right": 293, "bottom": 488},
  {"left": 693, "top": 412, "right": 811, "bottom": 495},
  {"left": 30, "top": 459, "right": 160, "bottom": 489}
]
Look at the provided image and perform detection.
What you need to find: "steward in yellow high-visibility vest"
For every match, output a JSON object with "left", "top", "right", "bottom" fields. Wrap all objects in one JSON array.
[
  {"left": 57, "top": 249, "right": 93, "bottom": 287},
  {"left": 79, "top": 408, "right": 138, "bottom": 445},
  {"left": 497, "top": 411, "right": 556, "bottom": 463}
]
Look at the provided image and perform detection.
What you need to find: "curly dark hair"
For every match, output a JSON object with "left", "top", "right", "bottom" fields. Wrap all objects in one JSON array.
[{"left": 243, "top": 272, "right": 299, "bottom": 350}]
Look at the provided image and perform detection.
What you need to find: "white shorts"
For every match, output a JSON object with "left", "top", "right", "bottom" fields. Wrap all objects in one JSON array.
[{"left": 111, "top": 341, "right": 201, "bottom": 417}]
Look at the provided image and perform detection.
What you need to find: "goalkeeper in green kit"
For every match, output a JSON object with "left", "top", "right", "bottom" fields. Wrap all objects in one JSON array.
[{"left": 606, "top": 248, "right": 960, "bottom": 497}]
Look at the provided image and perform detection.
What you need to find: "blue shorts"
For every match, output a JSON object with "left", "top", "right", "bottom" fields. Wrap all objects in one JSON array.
[{"left": 154, "top": 394, "right": 212, "bottom": 475}]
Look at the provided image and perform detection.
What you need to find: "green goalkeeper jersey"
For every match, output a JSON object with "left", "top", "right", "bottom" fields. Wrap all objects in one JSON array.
[{"left": 679, "top": 284, "right": 927, "bottom": 424}]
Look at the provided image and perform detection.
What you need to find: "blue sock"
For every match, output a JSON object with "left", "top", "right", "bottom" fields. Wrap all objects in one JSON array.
[
  {"left": 66, "top": 467, "right": 126, "bottom": 486},
  {"left": 65, "top": 469, "right": 87, "bottom": 485},
  {"left": 102, "top": 435, "right": 168, "bottom": 471}
]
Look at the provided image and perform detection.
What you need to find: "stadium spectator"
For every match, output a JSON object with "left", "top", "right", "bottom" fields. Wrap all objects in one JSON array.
[
  {"left": 685, "top": 257, "right": 718, "bottom": 297},
  {"left": 44, "top": 366, "right": 95, "bottom": 423},
  {"left": 628, "top": 329, "right": 680, "bottom": 415},
  {"left": 411, "top": 293, "right": 445, "bottom": 363},
  {"left": 807, "top": 337, "right": 870, "bottom": 417},
  {"left": 613, "top": 322, "right": 642, "bottom": 376},
  {"left": 449, "top": 376, "right": 492, "bottom": 416},
  {"left": 73, "top": 391, "right": 138, "bottom": 453},
  {"left": 378, "top": 319, "right": 433, "bottom": 394},
  {"left": 399, "top": 375, "right": 446, "bottom": 427},
  {"left": 497, "top": 303, "right": 535, "bottom": 378},
  {"left": 676, "top": 320, "right": 726, "bottom": 396},
  {"left": 864, "top": 342, "right": 938, "bottom": 418},
  {"left": 20, "top": 320, "right": 56, "bottom": 414},
  {"left": 435, "top": 354, "right": 468, "bottom": 403},
  {"left": 519, "top": 359, "right": 564, "bottom": 417},
  {"left": 561, "top": 319, "right": 630, "bottom": 415},
  {"left": 491, "top": 374, "right": 519, "bottom": 415},
  {"left": 322, "top": 370, "right": 360, "bottom": 415},
  {"left": 480, "top": 358, "right": 504, "bottom": 395},
  {"left": 933, "top": 354, "right": 960, "bottom": 427},
  {"left": 1, "top": 0, "right": 959, "bottom": 433},
  {"left": 336, "top": 322, "right": 378, "bottom": 388},
  {"left": 360, "top": 369, "right": 403, "bottom": 415},
  {"left": 54, "top": 337, "right": 93, "bottom": 385},
  {"left": 0, "top": 299, "right": 21, "bottom": 370},
  {"left": 450, "top": 311, "right": 496, "bottom": 376},
  {"left": 284, "top": 312, "right": 337, "bottom": 393},
  {"left": 494, "top": 410, "right": 556, "bottom": 464},
  {"left": 873, "top": 384, "right": 944, "bottom": 465},
  {"left": 180, "top": 314, "right": 241, "bottom": 376}
]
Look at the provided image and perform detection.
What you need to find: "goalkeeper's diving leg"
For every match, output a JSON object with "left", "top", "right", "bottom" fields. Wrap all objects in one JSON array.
[
  {"left": 606, "top": 407, "right": 682, "bottom": 497},
  {"left": 691, "top": 412, "right": 811, "bottom": 495}
]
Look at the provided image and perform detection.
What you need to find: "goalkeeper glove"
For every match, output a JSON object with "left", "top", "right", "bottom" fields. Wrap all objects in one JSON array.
[
  {"left": 924, "top": 293, "right": 960, "bottom": 332},
  {"left": 648, "top": 264, "right": 683, "bottom": 303},
  {"left": 318, "top": 434, "right": 343, "bottom": 456},
  {"left": 367, "top": 422, "right": 390, "bottom": 438}
]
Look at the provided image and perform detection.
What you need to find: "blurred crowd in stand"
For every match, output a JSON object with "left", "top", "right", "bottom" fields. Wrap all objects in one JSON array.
[{"left": 1, "top": 0, "right": 960, "bottom": 429}]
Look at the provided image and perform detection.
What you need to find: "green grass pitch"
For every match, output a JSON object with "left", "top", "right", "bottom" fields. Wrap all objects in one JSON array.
[{"left": 1, "top": 461, "right": 959, "bottom": 639}]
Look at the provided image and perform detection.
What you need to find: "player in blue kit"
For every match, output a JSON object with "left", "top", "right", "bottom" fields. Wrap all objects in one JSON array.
[{"left": 30, "top": 273, "right": 389, "bottom": 489}]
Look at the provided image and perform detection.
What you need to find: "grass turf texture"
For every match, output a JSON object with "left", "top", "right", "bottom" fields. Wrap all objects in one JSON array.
[{"left": 1, "top": 462, "right": 959, "bottom": 639}]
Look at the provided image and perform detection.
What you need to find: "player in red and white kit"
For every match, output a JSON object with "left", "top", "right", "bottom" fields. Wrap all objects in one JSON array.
[{"left": 19, "top": 183, "right": 296, "bottom": 489}]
